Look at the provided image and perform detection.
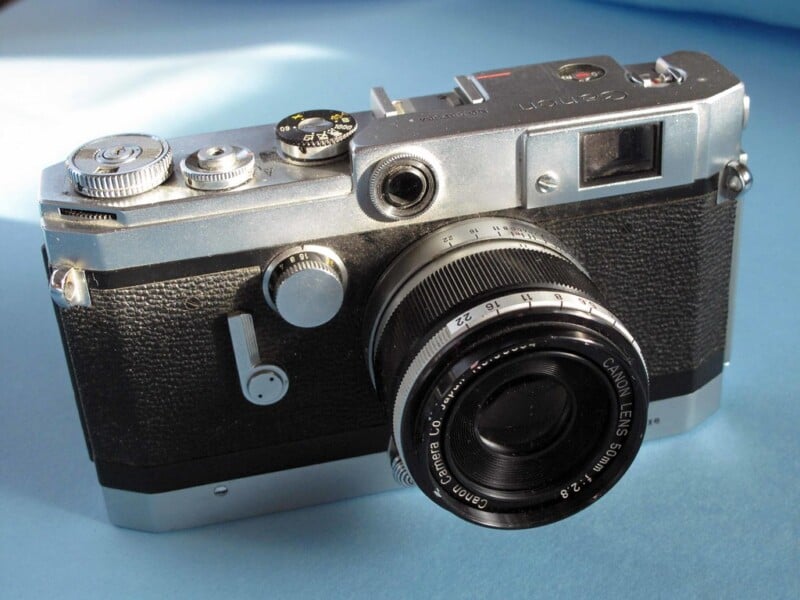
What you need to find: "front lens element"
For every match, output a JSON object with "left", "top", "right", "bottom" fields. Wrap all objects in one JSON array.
[
  {"left": 446, "top": 350, "right": 615, "bottom": 495},
  {"left": 474, "top": 371, "right": 574, "bottom": 457}
]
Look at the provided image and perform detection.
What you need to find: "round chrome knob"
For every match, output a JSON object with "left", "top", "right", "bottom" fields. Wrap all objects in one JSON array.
[
  {"left": 65, "top": 133, "right": 172, "bottom": 198},
  {"left": 180, "top": 144, "right": 255, "bottom": 191},
  {"left": 246, "top": 366, "right": 289, "bottom": 406},
  {"left": 263, "top": 246, "right": 347, "bottom": 328}
]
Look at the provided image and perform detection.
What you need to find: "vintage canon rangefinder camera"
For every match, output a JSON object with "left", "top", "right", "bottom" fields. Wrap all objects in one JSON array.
[{"left": 41, "top": 51, "right": 751, "bottom": 531}]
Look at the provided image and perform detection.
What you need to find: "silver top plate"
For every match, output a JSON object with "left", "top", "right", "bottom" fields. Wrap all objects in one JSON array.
[{"left": 40, "top": 51, "right": 747, "bottom": 272}]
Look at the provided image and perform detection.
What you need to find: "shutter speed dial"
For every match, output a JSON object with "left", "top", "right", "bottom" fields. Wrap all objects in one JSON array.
[
  {"left": 263, "top": 246, "right": 347, "bottom": 328},
  {"left": 275, "top": 109, "right": 357, "bottom": 163}
]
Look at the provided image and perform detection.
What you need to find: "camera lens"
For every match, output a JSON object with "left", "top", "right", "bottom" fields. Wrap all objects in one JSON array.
[{"left": 366, "top": 218, "right": 648, "bottom": 529}]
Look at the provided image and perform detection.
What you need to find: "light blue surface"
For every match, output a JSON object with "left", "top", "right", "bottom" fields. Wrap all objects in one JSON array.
[{"left": 1, "top": 1, "right": 798, "bottom": 598}]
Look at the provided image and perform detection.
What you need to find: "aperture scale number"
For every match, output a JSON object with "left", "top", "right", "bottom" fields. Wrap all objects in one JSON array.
[{"left": 560, "top": 474, "right": 593, "bottom": 499}]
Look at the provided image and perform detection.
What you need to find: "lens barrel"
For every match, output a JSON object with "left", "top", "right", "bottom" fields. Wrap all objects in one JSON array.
[{"left": 367, "top": 218, "right": 649, "bottom": 529}]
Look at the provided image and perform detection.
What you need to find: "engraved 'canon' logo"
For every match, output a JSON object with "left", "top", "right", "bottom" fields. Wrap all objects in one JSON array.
[{"left": 518, "top": 90, "right": 628, "bottom": 111}]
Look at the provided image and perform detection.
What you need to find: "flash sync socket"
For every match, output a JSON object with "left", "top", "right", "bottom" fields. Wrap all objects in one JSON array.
[{"left": 580, "top": 123, "right": 662, "bottom": 187}]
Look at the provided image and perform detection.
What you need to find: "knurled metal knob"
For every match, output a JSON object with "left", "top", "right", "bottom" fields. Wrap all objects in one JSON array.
[
  {"left": 65, "top": 133, "right": 173, "bottom": 198},
  {"left": 369, "top": 153, "right": 437, "bottom": 219},
  {"left": 263, "top": 247, "right": 348, "bottom": 328},
  {"left": 275, "top": 109, "right": 357, "bottom": 163},
  {"left": 180, "top": 145, "right": 255, "bottom": 191}
]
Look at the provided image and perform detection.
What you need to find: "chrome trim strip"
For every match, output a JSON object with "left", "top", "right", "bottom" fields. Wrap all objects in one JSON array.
[
  {"left": 644, "top": 374, "right": 722, "bottom": 441},
  {"left": 39, "top": 81, "right": 746, "bottom": 272},
  {"left": 102, "top": 451, "right": 399, "bottom": 532}
]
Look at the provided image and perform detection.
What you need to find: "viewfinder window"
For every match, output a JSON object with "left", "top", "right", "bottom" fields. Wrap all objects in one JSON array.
[{"left": 580, "top": 123, "right": 662, "bottom": 187}]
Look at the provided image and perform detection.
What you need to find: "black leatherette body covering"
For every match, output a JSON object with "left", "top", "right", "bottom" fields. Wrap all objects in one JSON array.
[{"left": 53, "top": 179, "right": 735, "bottom": 491}]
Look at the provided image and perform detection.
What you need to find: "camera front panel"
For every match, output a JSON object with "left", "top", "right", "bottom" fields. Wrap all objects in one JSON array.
[{"left": 52, "top": 174, "right": 734, "bottom": 496}]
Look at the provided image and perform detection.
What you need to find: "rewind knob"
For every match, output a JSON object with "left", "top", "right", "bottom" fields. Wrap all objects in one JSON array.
[{"left": 263, "top": 246, "right": 348, "bottom": 328}]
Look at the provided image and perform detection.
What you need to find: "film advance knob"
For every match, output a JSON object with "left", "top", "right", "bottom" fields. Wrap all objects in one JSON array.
[{"left": 263, "top": 247, "right": 347, "bottom": 328}]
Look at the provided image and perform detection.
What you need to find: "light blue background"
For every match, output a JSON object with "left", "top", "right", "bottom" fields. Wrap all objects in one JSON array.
[
  {"left": 600, "top": 0, "right": 800, "bottom": 29},
  {"left": 1, "top": 1, "right": 798, "bottom": 598}
]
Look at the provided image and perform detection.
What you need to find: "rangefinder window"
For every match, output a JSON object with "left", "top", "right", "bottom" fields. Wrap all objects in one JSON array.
[{"left": 580, "top": 123, "right": 662, "bottom": 186}]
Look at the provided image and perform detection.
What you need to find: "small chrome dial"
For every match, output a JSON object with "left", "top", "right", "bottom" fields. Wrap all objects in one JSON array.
[
  {"left": 263, "top": 246, "right": 347, "bottom": 328},
  {"left": 180, "top": 144, "right": 255, "bottom": 191}
]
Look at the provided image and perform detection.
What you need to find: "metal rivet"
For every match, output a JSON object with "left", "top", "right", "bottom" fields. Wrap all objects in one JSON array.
[
  {"left": 718, "top": 160, "right": 753, "bottom": 203},
  {"left": 49, "top": 266, "right": 91, "bottom": 308},
  {"left": 727, "top": 176, "right": 743, "bottom": 192}
]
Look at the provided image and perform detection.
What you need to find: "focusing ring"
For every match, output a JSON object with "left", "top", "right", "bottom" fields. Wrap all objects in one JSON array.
[{"left": 374, "top": 247, "right": 601, "bottom": 400}]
